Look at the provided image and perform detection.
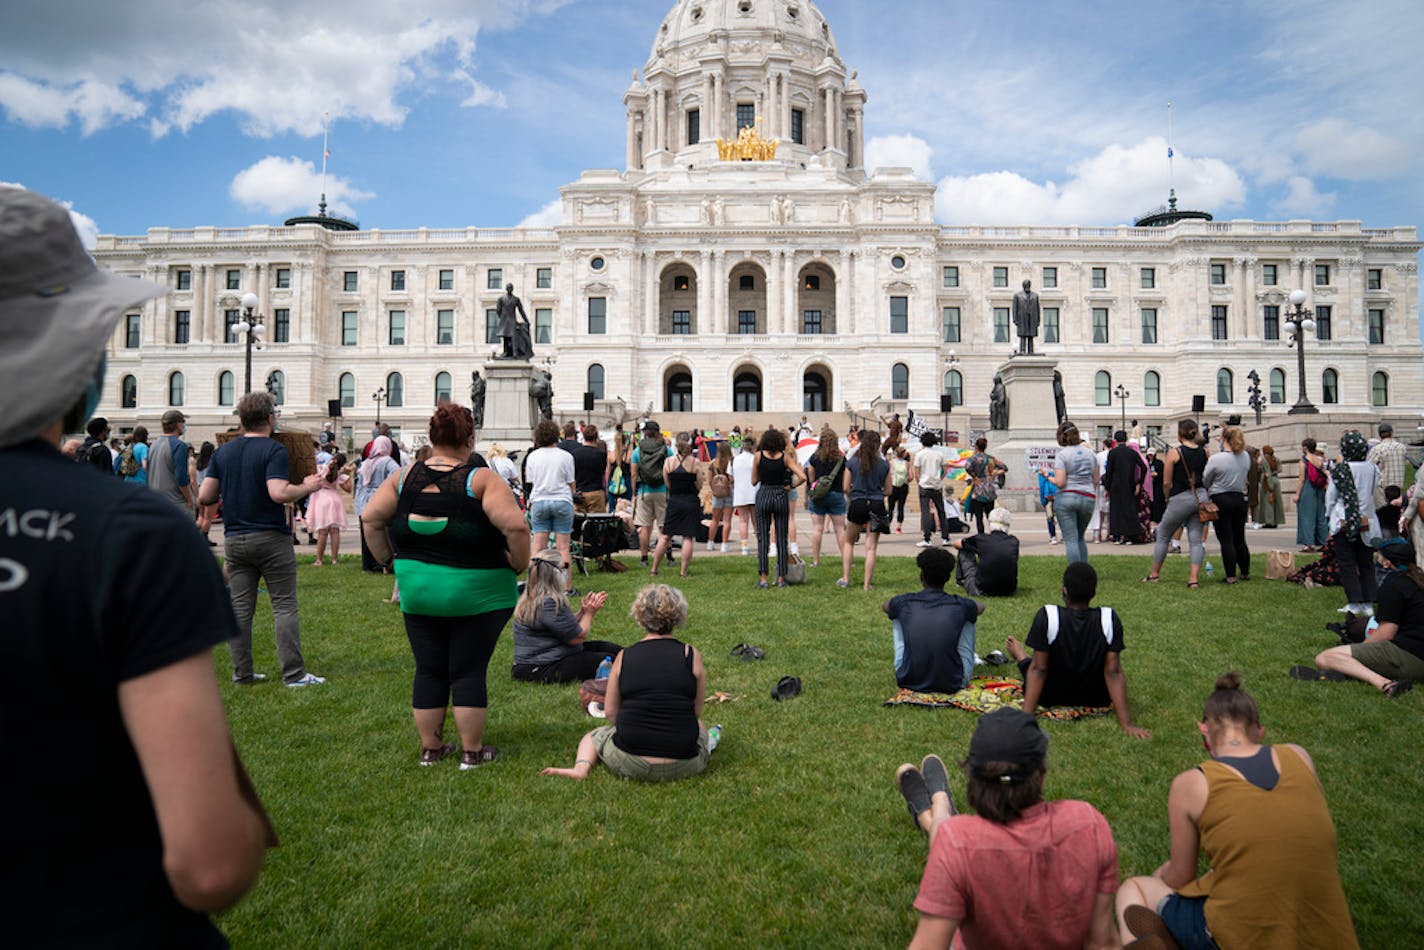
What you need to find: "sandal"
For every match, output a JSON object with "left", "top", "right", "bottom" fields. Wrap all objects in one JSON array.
[
  {"left": 1383, "top": 680, "right": 1414, "bottom": 699},
  {"left": 418, "top": 742, "right": 455, "bottom": 766},
  {"left": 1140, "top": 575, "right": 1160, "bottom": 583},
  {"left": 1289, "top": 665, "right": 1346, "bottom": 682},
  {"left": 771, "top": 675, "right": 802, "bottom": 701},
  {"left": 1186, "top": 581, "right": 1199, "bottom": 589},
  {"left": 459, "top": 745, "right": 499, "bottom": 770},
  {"left": 730, "top": 643, "right": 765, "bottom": 661}
]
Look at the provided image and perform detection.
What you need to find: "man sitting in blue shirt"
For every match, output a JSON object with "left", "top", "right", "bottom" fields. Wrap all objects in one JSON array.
[{"left": 883, "top": 548, "right": 986, "bottom": 692}]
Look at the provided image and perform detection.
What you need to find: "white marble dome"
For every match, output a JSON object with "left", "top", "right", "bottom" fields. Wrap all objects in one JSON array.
[{"left": 649, "top": 0, "right": 841, "bottom": 68}]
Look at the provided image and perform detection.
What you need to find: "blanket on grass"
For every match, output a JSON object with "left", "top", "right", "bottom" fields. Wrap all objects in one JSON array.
[{"left": 884, "top": 676, "right": 1110, "bottom": 721}]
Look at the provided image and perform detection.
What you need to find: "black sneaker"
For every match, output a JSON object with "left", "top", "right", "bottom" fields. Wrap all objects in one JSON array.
[
  {"left": 920, "top": 754, "right": 957, "bottom": 815},
  {"left": 896, "top": 764, "right": 932, "bottom": 832}
]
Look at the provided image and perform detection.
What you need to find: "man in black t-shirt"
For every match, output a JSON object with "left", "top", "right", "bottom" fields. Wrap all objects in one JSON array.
[
  {"left": 572, "top": 424, "right": 609, "bottom": 515},
  {"left": 1005, "top": 562, "right": 1151, "bottom": 738},
  {"left": 1311, "top": 538, "right": 1424, "bottom": 697},
  {"left": 79, "top": 415, "right": 115, "bottom": 475},
  {"left": 0, "top": 187, "right": 269, "bottom": 945},
  {"left": 883, "top": 548, "right": 986, "bottom": 693},
  {"left": 951, "top": 507, "right": 1020, "bottom": 597}
]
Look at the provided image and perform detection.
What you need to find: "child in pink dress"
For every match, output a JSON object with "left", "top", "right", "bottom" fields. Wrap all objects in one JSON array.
[{"left": 308, "top": 453, "right": 351, "bottom": 566}]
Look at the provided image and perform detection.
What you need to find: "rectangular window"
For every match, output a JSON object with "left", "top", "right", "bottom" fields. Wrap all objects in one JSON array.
[
  {"left": 437, "top": 309, "right": 454, "bottom": 345},
  {"left": 487, "top": 268, "right": 503, "bottom": 290},
  {"left": 673, "top": 310, "right": 692, "bottom": 334},
  {"left": 1211, "top": 305, "right": 1228, "bottom": 341},
  {"left": 993, "top": 307, "right": 1010, "bottom": 343},
  {"left": 1140, "top": 308, "right": 1157, "bottom": 344},
  {"left": 1314, "top": 263, "right": 1330, "bottom": 286},
  {"left": 738, "top": 310, "right": 757, "bottom": 334},
  {"left": 273, "top": 308, "right": 290, "bottom": 343},
  {"left": 175, "top": 270, "right": 191, "bottom": 291},
  {"left": 1140, "top": 267, "right": 1155, "bottom": 289},
  {"left": 1092, "top": 307, "right": 1109, "bottom": 343},
  {"left": 1367, "top": 268, "right": 1382, "bottom": 290},
  {"left": 890, "top": 296, "right": 909, "bottom": 333},
  {"left": 674, "top": 274, "right": 690, "bottom": 291},
  {"left": 536, "top": 267, "right": 552, "bottom": 289},
  {"left": 275, "top": 267, "right": 291, "bottom": 289},
  {"left": 224, "top": 309, "right": 240, "bottom": 341},
  {"left": 992, "top": 266, "right": 1008, "bottom": 288},
  {"left": 802, "top": 310, "right": 822, "bottom": 334},
  {"left": 686, "top": 108, "right": 700, "bottom": 145},
  {"left": 1262, "top": 263, "right": 1277, "bottom": 286},
  {"left": 1315, "top": 304, "right": 1332, "bottom": 340},
  {"left": 388, "top": 310, "right": 406, "bottom": 345},
  {"left": 438, "top": 269, "right": 454, "bottom": 291},
  {"left": 736, "top": 103, "right": 755, "bottom": 131},
  {"left": 1368, "top": 308, "right": 1385, "bottom": 345},
  {"left": 343, "top": 271, "right": 358, "bottom": 292},
  {"left": 739, "top": 274, "right": 755, "bottom": 291},
  {"left": 341, "top": 311, "right": 358, "bottom": 346},
  {"left": 1209, "top": 262, "right": 1226, "bottom": 285},
  {"left": 588, "top": 297, "right": 607, "bottom": 334},
  {"left": 791, "top": 109, "right": 805, "bottom": 145},
  {"left": 535, "top": 308, "right": 552, "bottom": 344},
  {"left": 1263, "top": 305, "right": 1280, "bottom": 341},
  {"left": 941, "top": 307, "right": 960, "bottom": 343},
  {"left": 1043, "top": 307, "right": 1059, "bottom": 343},
  {"left": 802, "top": 274, "right": 819, "bottom": 291},
  {"left": 485, "top": 309, "right": 500, "bottom": 345},
  {"left": 226, "top": 269, "right": 241, "bottom": 290},
  {"left": 1042, "top": 266, "right": 1057, "bottom": 289},
  {"left": 173, "top": 310, "right": 190, "bottom": 344},
  {"left": 1091, "top": 267, "right": 1106, "bottom": 289},
  {"left": 942, "top": 266, "right": 959, "bottom": 288}
]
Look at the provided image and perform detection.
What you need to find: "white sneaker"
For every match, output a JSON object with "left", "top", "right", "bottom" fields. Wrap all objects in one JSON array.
[
  {"left": 706, "top": 541, "right": 715, "bottom": 551},
  {"left": 1169, "top": 540, "right": 1182, "bottom": 553},
  {"left": 769, "top": 544, "right": 778, "bottom": 558},
  {"left": 916, "top": 540, "right": 933, "bottom": 547},
  {"left": 286, "top": 672, "right": 327, "bottom": 687},
  {"left": 740, "top": 543, "right": 750, "bottom": 556},
  {"left": 789, "top": 543, "right": 799, "bottom": 556},
  {"left": 1337, "top": 605, "right": 1355, "bottom": 613},
  {"left": 720, "top": 543, "right": 727, "bottom": 553}
]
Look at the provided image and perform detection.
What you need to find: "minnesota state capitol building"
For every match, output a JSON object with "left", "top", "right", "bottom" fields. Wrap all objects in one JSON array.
[{"left": 94, "top": 0, "right": 1422, "bottom": 452}]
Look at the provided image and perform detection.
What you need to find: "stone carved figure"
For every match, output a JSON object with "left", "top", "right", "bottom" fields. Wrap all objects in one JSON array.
[
  {"left": 711, "top": 197, "right": 724, "bottom": 225},
  {"left": 1012, "top": 279, "right": 1040, "bottom": 355},
  {"left": 529, "top": 370, "right": 554, "bottom": 421},
  {"left": 989, "top": 373, "right": 1008, "bottom": 430},
  {"left": 1052, "top": 371, "right": 1067, "bottom": 425},
  {"left": 700, "top": 198, "right": 712, "bottom": 225},
  {"left": 497, "top": 284, "right": 532, "bottom": 360},
  {"left": 469, "top": 371, "right": 486, "bottom": 429},
  {"left": 839, "top": 198, "right": 852, "bottom": 224}
]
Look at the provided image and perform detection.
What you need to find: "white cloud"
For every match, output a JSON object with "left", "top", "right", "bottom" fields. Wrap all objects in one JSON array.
[
  {"left": 1294, "top": 118, "right": 1411, "bottom": 181},
  {"left": 1274, "top": 176, "right": 1336, "bottom": 218},
  {"left": 934, "top": 138, "right": 1246, "bottom": 226},
  {"left": 864, "top": 134, "right": 934, "bottom": 181},
  {"left": 454, "top": 70, "right": 508, "bottom": 109},
  {"left": 517, "top": 198, "right": 562, "bottom": 228},
  {"left": 0, "top": 180, "right": 101, "bottom": 248},
  {"left": 229, "top": 156, "right": 374, "bottom": 218},
  {"left": 0, "top": 74, "right": 144, "bottom": 134}
]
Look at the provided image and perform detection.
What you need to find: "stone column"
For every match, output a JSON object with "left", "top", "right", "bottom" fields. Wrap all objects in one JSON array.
[
  {"left": 783, "top": 251, "right": 796, "bottom": 336},
  {"left": 643, "top": 250, "right": 657, "bottom": 336},
  {"left": 698, "top": 249, "right": 711, "bottom": 335},
  {"left": 193, "top": 265, "right": 207, "bottom": 342},
  {"left": 711, "top": 249, "right": 725, "bottom": 335},
  {"left": 768, "top": 249, "right": 783, "bottom": 335},
  {"left": 836, "top": 249, "right": 851, "bottom": 336},
  {"left": 823, "top": 86, "right": 833, "bottom": 150},
  {"left": 712, "top": 74, "right": 722, "bottom": 139},
  {"left": 626, "top": 109, "right": 639, "bottom": 168}
]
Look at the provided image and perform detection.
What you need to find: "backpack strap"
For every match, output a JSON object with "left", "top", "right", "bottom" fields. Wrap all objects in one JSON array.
[
  {"left": 1099, "top": 607, "right": 1114, "bottom": 645},
  {"left": 1044, "top": 605, "right": 1060, "bottom": 645}
]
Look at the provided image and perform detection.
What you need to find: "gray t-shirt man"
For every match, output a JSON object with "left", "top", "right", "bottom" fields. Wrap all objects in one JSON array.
[{"left": 146, "top": 411, "right": 192, "bottom": 508}]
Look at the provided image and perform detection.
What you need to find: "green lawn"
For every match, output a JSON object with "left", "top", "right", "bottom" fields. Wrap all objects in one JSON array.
[{"left": 215, "top": 552, "right": 1421, "bottom": 947}]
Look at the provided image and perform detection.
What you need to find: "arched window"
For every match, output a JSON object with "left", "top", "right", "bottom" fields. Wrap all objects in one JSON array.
[
  {"left": 1216, "top": 368, "right": 1233, "bottom": 405},
  {"left": 1269, "top": 368, "right": 1286, "bottom": 404},
  {"left": 168, "top": 371, "right": 185, "bottom": 407},
  {"left": 121, "top": 375, "right": 138, "bottom": 409},
  {"left": 733, "top": 371, "right": 762, "bottom": 412},
  {"left": 587, "top": 363, "right": 605, "bottom": 400},
  {"left": 434, "top": 372, "right": 452, "bottom": 404},
  {"left": 267, "top": 369, "right": 285, "bottom": 406},
  {"left": 218, "top": 371, "right": 235, "bottom": 406},
  {"left": 891, "top": 363, "right": 909, "bottom": 400},
  {"left": 1143, "top": 371, "right": 1160, "bottom": 407},
  {"left": 1372, "top": 371, "right": 1389, "bottom": 408},
  {"left": 942, "top": 370, "right": 963, "bottom": 407},
  {"left": 1094, "top": 371, "right": 1111, "bottom": 406},
  {"left": 666, "top": 371, "right": 693, "bottom": 412},
  {"left": 1321, "top": 368, "right": 1339, "bottom": 405},
  {"left": 803, "top": 370, "right": 829, "bottom": 412},
  {"left": 386, "top": 372, "right": 404, "bottom": 408}
]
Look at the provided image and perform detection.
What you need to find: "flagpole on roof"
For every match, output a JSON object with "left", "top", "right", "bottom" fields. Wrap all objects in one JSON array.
[
  {"left": 1166, "top": 101, "right": 1176, "bottom": 210},
  {"left": 319, "top": 112, "right": 330, "bottom": 217}
]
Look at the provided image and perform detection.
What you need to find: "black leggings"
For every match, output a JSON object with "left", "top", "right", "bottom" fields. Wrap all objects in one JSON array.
[
  {"left": 404, "top": 608, "right": 512, "bottom": 709},
  {"left": 1210, "top": 491, "right": 1250, "bottom": 579},
  {"left": 511, "top": 640, "right": 624, "bottom": 684},
  {"left": 755, "top": 485, "right": 790, "bottom": 579},
  {"left": 887, "top": 484, "right": 909, "bottom": 524}
]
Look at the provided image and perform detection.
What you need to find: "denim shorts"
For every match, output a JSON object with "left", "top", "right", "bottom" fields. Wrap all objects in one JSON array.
[
  {"left": 808, "top": 490, "right": 847, "bottom": 517},
  {"left": 1158, "top": 894, "right": 1218, "bottom": 950},
  {"left": 529, "top": 498, "right": 574, "bottom": 535},
  {"left": 711, "top": 495, "right": 733, "bottom": 510}
]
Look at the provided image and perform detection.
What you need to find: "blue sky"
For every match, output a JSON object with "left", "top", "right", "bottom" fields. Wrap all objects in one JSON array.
[{"left": 2, "top": 0, "right": 1421, "bottom": 244}]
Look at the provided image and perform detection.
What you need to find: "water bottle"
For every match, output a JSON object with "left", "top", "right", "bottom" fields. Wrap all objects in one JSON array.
[
  {"left": 1204, "top": 560, "right": 1214, "bottom": 577},
  {"left": 708, "top": 724, "right": 722, "bottom": 752},
  {"left": 595, "top": 656, "right": 613, "bottom": 680}
]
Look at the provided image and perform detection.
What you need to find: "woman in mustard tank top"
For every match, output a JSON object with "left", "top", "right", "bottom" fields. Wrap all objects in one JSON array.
[{"left": 1115, "top": 672, "right": 1357, "bottom": 949}]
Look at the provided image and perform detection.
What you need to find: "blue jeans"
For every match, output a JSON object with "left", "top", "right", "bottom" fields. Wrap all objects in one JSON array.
[
  {"left": 529, "top": 498, "right": 574, "bottom": 535},
  {"left": 893, "top": 620, "right": 977, "bottom": 689},
  {"left": 1055, "top": 492, "right": 1095, "bottom": 563}
]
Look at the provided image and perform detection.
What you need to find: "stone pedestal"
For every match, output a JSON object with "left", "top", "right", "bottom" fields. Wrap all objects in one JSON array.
[
  {"left": 986, "top": 356, "right": 1063, "bottom": 512},
  {"left": 478, "top": 360, "right": 542, "bottom": 449}
]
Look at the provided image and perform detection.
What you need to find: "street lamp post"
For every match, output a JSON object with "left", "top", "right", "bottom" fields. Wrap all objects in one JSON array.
[
  {"left": 1114, "top": 383, "right": 1130, "bottom": 432},
  {"left": 1284, "top": 288, "right": 1318, "bottom": 415},
  {"left": 373, "top": 386, "right": 387, "bottom": 426},
  {"left": 943, "top": 350, "right": 961, "bottom": 441},
  {"left": 1246, "top": 369, "right": 1265, "bottom": 425},
  {"left": 232, "top": 292, "right": 266, "bottom": 394}
]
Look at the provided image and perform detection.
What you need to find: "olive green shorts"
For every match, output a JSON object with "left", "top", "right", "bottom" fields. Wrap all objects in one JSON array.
[
  {"left": 592, "top": 724, "right": 709, "bottom": 782},
  {"left": 1351, "top": 640, "right": 1424, "bottom": 682}
]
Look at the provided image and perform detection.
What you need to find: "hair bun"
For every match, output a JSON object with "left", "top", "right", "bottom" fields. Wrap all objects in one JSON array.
[{"left": 1214, "top": 671, "right": 1244, "bottom": 692}]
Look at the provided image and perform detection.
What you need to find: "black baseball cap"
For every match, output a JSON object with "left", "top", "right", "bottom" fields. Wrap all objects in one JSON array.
[{"left": 967, "top": 709, "right": 1048, "bottom": 779}]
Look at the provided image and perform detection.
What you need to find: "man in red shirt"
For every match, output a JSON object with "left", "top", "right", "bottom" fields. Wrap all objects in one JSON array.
[{"left": 895, "top": 709, "right": 1121, "bottom": 949}]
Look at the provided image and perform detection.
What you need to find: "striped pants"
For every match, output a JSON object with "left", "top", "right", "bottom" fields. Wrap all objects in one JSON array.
[{"left": 755, "top": 485, "right": 790, "bottom": 579}]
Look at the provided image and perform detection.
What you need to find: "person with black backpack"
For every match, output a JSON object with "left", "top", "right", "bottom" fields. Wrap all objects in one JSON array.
[
  {"left": 631, "top": 420, "right": 672, "bottom": 563},
  {"left": 78, "top": 416, "right": 113, "bottom": 475}
]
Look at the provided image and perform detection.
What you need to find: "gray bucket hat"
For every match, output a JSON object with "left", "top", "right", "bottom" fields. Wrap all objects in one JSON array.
[{"left": 0, "top": 187, "right": 166, "bottom": 447}]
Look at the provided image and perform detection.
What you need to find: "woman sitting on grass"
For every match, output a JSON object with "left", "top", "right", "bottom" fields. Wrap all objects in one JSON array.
[
  {"left": 510, "top": 549, "right": 621, "bottom": 684},
  {"left": 1115, "top": 672, "right": 1357, "bottom": 949},
  {"left": 542, "top": 584, "right": 710, "bottom": 782}
]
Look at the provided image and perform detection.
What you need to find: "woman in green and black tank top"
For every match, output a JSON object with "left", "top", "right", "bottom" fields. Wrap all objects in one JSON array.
[
  {"left": 1143, "top": 419, "right": 1211, "bottom": 588},
  {"left": 362, "top": 403, "right": 531, "bottom": 770}
]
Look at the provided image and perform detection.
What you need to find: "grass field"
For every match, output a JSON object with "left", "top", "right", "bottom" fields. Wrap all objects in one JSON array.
[{"left": 214, "top": 551, "right": 1421, "bottom": 947}]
